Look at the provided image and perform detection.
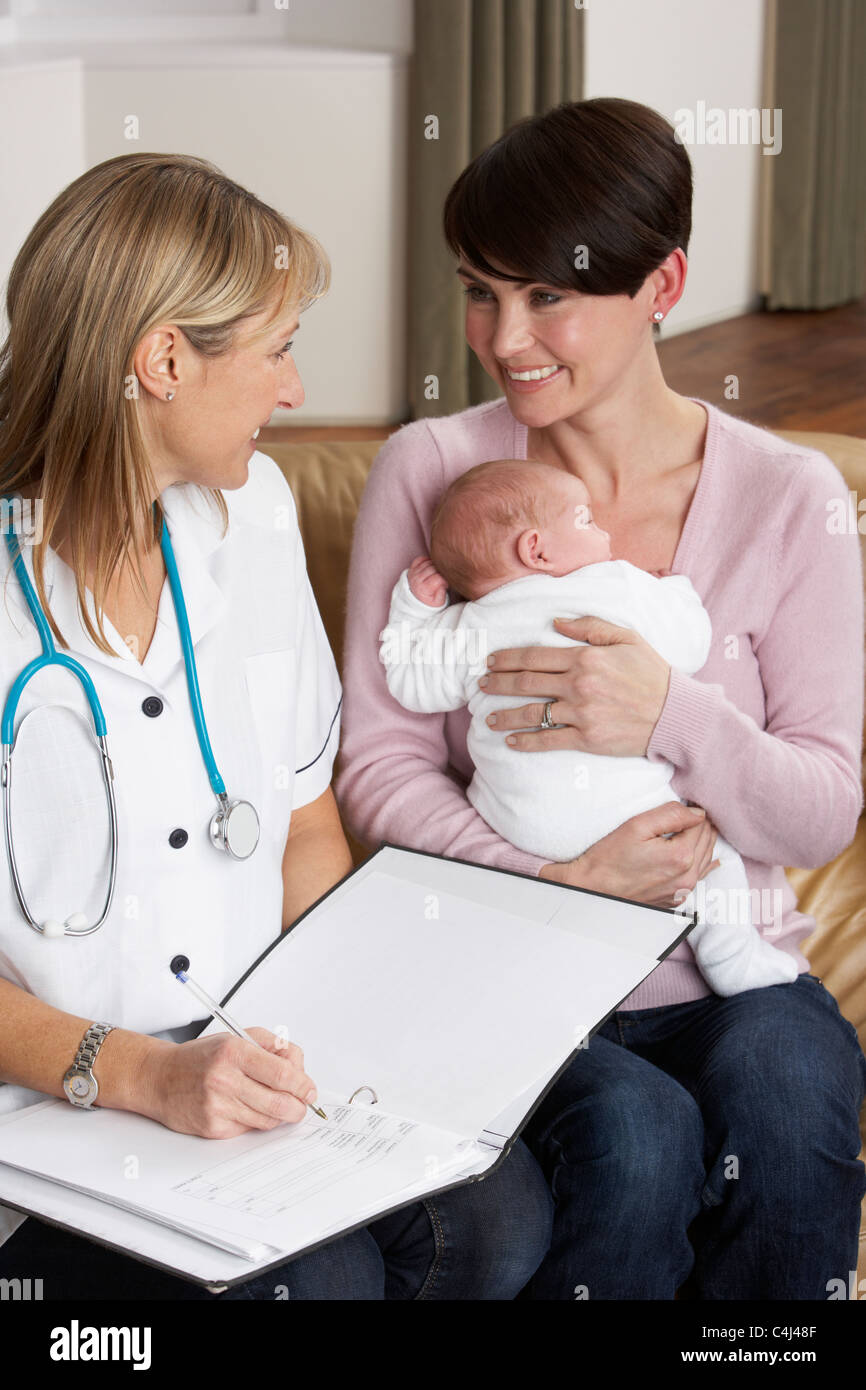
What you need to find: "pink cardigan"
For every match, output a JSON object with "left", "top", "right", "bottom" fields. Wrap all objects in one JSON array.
[{"left": 335, "top": 398, "right": 864, "bottom": 1008}]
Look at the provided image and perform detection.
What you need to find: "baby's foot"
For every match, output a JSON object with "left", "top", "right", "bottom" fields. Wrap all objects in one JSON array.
[{"left": 688, "top": 918, "right": 798, "bottom": 997}]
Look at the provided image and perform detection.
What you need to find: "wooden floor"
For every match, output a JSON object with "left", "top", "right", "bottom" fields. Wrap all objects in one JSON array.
[
  {"left": 262, "top": 295, "right": 866, "bottom": 444},
  {"left": 657, "top": 295, "right": 866, "bottom": 437}
]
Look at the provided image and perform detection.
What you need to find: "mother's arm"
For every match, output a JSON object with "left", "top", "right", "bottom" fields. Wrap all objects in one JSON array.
[
  {"left": 646, "top": 457, "right": 863, "bottom": 868},
  {"left": 335, "top": 426, "right": 549, "bottom": 876}
]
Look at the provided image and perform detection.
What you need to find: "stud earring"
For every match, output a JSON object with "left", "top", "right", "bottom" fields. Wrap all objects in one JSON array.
[
  {"left": 165, "top": 392, "right": 175, "bottom": 401},
  {"left": 653, "top": 312, "right": 664, "bottom": 322}
]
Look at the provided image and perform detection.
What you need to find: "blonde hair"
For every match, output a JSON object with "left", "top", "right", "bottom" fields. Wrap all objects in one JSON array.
[
  {"left": 430, "top": 458, "right": 561, "bottom": 599},
  {"left": 0, "top": 152, "right": 330, "bottom": 654}
]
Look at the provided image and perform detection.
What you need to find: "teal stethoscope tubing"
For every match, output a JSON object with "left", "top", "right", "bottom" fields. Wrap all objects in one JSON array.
[
  {"left": 1, "top": 501, "right": 253, "bottom": 937},
  {"left": 157, "top": 504, "right": 225, "bottom": 797}
]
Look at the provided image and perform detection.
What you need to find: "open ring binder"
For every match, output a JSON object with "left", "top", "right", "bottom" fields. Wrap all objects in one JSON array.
[
  {"left": 347, "top": 1086, "right": 378, "bottom": 1105},
  {"left": 0, "top": 843, "right": 696, "bottom": 1292}
]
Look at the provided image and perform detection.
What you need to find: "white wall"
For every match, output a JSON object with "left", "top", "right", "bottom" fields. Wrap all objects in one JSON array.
[
  {"left": 252, "top": 0, "right": 413, "bottom": 54},
  {"left": 0, "top": 56, "right": 86, "bottom": 332},
  {"left": 584, "top": 0, "right": 768, "bottom": 337},
  {"left": 82, "top": 48, "right": 408, "bottom": 425}
]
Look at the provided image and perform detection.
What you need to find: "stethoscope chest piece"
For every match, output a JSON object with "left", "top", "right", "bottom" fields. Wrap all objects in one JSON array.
[{"left": 209, "top": 795, "right": 260, "bottom": 860}]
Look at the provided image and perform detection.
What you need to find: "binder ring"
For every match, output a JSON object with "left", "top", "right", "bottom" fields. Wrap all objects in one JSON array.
[{"left": 347, "top": 1085, "right": 378, "bottom": 1106}]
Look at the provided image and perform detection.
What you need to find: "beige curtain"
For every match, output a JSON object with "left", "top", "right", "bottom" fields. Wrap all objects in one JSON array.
[
  {"left": 764, "top": 0, "right": 866, "bottom": 309},
  {"left": 409, "top": 0, "right": 584, "bottom": 419}
]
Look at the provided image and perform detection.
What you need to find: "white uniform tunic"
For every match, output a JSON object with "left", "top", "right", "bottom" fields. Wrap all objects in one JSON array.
[{"left": 0, "top": 451, "right": 342, "bottom": 1245}]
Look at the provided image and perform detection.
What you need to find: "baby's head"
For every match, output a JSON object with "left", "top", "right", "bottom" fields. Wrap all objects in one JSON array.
[{"left": 429, "top": 458, "right": 611, "bottom": 600}]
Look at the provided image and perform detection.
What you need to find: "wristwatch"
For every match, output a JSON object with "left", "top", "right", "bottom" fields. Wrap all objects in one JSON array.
[{"left": 62, "top": 1023, "right": 115, "bottom": 1109}]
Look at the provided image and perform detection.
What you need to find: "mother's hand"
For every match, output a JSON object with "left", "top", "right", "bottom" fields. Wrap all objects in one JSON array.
[
  {"left": 540, "top": 802, "right": 721, "bottom": 909},
  {"left": 479, "top": 616, "right": 671, "bottom": 757}
]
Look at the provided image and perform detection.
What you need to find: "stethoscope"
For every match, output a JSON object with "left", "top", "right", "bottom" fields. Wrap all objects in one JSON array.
[{"left": 1, "top": 500, "right": 259, "bottom": 938}]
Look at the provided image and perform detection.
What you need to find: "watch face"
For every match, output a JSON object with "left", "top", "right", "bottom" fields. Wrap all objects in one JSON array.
[{"left": 65, "top": 1070, "right": 96, "bottom": 1105}]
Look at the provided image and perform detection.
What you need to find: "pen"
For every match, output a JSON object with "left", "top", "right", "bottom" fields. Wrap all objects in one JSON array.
[{"left": 168, "top": 955, "right": 327, "bottom": 1120}]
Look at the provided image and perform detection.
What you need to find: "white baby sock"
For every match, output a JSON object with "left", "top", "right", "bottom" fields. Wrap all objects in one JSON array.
[
  {"left": 679, "top": 836, "right": 798, "bottom": 997},
  {"left": 687, "top": 915, "right": 798, "bottom": 997}
]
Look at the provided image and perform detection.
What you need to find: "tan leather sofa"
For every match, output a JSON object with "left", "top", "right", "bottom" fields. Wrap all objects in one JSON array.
[{"left": 262, "top": 427, "right": 866, "bottom": 1288}]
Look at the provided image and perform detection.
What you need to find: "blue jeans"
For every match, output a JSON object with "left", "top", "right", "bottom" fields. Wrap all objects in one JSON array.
[
  {"left": 0, "top": 1136, "right": 551, "bottom": 1300},
  {"left": 522, "top": 972, "right": 866, "bottom": 1299}
]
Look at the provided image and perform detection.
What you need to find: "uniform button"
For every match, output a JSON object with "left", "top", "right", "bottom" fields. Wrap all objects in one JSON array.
[
  {"left": 142, "top": 696, "right": 164, "bottom": 718},
  {"left": 169, "top": 828, "right": 189, "bottom": 849}
]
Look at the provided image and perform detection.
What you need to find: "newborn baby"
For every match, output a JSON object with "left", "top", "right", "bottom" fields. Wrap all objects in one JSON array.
[{"left": 379, "top": 457, "right": 797, "bottom": 998}]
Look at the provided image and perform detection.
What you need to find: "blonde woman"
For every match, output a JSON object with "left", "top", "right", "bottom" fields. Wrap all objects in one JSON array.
[{"left": 0, "top": 154, "right": 552, "bottom": 1300}]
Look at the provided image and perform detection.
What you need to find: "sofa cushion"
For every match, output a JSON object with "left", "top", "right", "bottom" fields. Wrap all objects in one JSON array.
[{"left": 265, "top": 440, "right": 379, "bottom": 676}]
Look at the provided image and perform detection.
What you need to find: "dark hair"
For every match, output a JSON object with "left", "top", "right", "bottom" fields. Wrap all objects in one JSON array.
[{"left": 443, "top": 98, "right": 693, "bottom": 317}]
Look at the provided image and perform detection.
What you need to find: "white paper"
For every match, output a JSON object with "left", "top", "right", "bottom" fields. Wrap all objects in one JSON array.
[
  {"left": 212, "top": 870, "right": 659, "bottom": 1137},
  {"left": 0, "top": 1093, "right": 476, "bottom": 1258}
]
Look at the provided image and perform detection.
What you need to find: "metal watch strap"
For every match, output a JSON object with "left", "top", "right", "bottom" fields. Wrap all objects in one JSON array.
[
  {"left": 65, "top": 1022, "right": 115, "bottom": 1107},
  {"left": 74, "top": 1022, "right": 115, "bottom": 1073}
]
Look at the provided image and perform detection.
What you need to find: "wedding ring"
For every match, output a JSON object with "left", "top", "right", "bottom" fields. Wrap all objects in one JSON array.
[{"left": 541, "top": 700, "right": 555, "bottom": 730}]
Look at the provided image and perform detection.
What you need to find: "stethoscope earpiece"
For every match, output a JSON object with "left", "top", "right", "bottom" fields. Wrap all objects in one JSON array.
[{"left": 41, "top": 913, "right": 91, "bottom": 938}]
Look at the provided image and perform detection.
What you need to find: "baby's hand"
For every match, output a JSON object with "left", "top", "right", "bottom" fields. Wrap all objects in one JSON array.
[{"left": 408, "top": 556, "right": 449, "bottom": 607}]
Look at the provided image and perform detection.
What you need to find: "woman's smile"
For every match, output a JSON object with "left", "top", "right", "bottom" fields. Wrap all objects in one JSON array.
[{"left": 503, "top": 363, "right": 566, "bottom": 393}]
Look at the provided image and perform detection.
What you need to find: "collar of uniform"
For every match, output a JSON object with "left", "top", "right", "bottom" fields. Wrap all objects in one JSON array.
[{"left": 22, "top": 483, "right": 229, "bottom": 693}]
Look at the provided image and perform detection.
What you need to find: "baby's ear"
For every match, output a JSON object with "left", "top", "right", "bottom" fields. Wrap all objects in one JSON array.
[{"left": 516, "top": 526, "right": 544, "bottom": 569}]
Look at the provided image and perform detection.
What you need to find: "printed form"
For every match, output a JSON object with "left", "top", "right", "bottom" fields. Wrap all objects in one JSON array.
[{"left": 0, "top": 1095, "right": 478, "bottom": 1259}]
